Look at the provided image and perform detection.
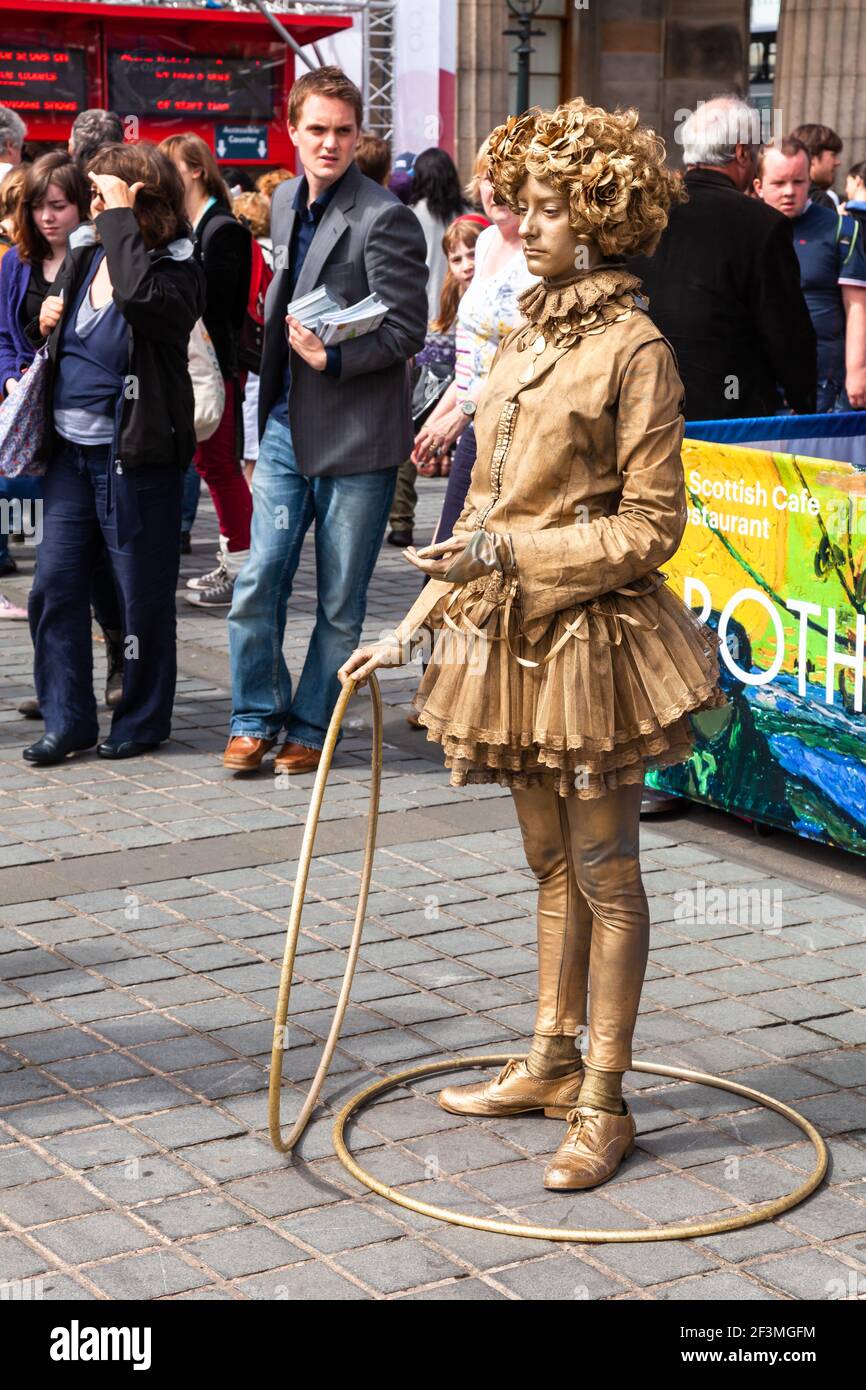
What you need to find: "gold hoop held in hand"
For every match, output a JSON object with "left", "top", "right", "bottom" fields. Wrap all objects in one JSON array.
[{"left": 268, "top": 675, "right": 383, "bottom": 1153}]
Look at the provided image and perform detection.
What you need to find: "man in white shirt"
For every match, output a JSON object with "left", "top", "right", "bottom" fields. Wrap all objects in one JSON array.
[{"left": 0, "top": 107, "right": 25, "bottom": 182}]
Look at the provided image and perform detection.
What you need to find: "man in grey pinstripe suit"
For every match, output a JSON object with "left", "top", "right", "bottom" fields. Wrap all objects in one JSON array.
[{"left": 225, "top": 68, "right": 429, "bottom": 775}]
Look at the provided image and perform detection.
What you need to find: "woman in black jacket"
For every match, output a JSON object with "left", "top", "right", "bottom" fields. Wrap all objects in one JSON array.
[
  {"left": 161, "top": 133, "right": 253, "bottom": 603},
  {"left": 24, "top": 141, "right": 205, "bottom": 766}
]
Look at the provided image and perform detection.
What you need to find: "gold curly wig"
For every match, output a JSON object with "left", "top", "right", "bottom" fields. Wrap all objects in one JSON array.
[{"left": 486, "top": 98, "right": 685, "bottom": 259}]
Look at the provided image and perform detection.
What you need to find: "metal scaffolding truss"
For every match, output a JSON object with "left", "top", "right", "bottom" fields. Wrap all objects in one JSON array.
[
  {"left": 363, "top": 1, "right": 397, "bottom": 145},
  {"left": 268, "top": 1, "right": 397, "bottom": 143}
]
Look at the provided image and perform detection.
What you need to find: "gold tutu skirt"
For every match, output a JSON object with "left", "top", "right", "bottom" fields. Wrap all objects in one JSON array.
[{"left": 412, "top": 570, "right": 728, "bottom": 799}]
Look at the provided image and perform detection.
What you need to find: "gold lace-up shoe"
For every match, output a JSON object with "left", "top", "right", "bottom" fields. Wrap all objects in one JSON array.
[
  {"left": 543, "top": 1101, "right": 636, "bottom": 1190},
  {"left": 437, "top": 1056, "right": 585, "bottom": 1120}
]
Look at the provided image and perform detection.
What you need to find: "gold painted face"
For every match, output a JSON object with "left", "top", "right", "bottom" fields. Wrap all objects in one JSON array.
[{"left": 515, "top": 174, "right": 597, "bottom": 281}]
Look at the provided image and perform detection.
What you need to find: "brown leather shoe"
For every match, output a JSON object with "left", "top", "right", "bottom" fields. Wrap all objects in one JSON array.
[
  {"left": 543, "top": 1102, "right": 636, "bottom": 1190},
  {"left": 273, "top": 741, "right": 322, "bottom": 774},
  {"left": 223, "top": 735, "right": 276, "bottom": 771},
  {"left": 17, "top": 696, "right": 42, "bottom": 719},
  {"left": 438, "top": 1056, "right": 585, "bottom": 1119}
]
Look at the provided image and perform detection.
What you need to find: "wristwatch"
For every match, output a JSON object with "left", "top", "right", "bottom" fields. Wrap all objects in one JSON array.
[{"left": 459, "top": 399, "right": 477, "bottom": 417}]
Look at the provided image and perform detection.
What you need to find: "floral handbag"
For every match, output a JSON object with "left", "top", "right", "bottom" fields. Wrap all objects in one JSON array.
[{"left": 0, "top": 347, "right": 48, "bottom": 478}]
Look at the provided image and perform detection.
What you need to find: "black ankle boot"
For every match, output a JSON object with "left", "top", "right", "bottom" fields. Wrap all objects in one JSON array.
[
  {"left": 97, "top": 740, "right": 160, "bottom": 760},
  {"left": 23, "top": 733, "right": 97, "bottom": 766}
]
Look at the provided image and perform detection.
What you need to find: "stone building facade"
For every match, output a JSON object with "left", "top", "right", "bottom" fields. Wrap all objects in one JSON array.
[
  {"left": 775, "top": 0, "right": 866, "bottom": 166},
  {"left": 455, "top": 0, "right": 751, "bottom": 180}
]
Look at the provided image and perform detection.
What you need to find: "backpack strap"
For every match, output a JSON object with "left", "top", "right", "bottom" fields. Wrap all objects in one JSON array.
[
  {"left": 198, "top": 207, "right": 238, "bottom": 260},
  {"left": 835, "top": 210, "right": 862, "bottom": 276}
]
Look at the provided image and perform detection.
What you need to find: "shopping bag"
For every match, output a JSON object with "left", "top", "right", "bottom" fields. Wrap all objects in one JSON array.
[{"left": 0, "top": 347, "right": 48, "bottom": 478}]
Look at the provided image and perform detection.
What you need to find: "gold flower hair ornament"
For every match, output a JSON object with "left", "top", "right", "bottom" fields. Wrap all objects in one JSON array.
[{"left": 486, "top": 98, "right": 685, "bottom": 259}]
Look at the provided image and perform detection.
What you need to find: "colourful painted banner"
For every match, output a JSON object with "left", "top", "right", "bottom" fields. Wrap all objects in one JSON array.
[{"left": 647, "top": 437, "right": 866, "bottom": 857}]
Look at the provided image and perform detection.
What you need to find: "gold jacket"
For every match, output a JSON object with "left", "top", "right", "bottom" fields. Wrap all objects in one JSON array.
[
  {"left": 456, "top": 265, "right": 688, "bottom": 641},
  {"left": 411, "top": 264, "right": 725, "bottom": 798}
]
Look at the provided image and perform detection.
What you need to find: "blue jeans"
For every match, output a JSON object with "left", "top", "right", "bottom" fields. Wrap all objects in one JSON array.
[
  {"left": 228, "top": 415, "right": 397, "bottom": 748},
  {"left": 181, "top": 463, "right": 201, "bottom": 534},
  {"left": 435, "top": 422, "right": 476, "bottom": 542},
  {"left": 816, "top": 379, "right": 854, "bottom": 412},
  {"left": 28, "top": 439, "right": 182, "bottom": 745},
  {"left": 0, "top": 475, "right": 42, "bottom": 562}
]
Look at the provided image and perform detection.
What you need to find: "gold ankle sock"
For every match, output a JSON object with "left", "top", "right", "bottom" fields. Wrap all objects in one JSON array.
[
  {"left": 525, "top": 1032, "right": 582, "bottom": 1079},
  {"left": 577, "top": 1065, "right": 626, "bottom": 1114}
]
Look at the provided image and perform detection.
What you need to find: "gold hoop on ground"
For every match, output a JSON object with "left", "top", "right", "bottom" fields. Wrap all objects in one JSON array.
[
  {"left": 333, "top": 1055, "right": 829, "bottom": 1242},
  {"left": 268, "top": 674, "right": 383, "bottom": 1153}
]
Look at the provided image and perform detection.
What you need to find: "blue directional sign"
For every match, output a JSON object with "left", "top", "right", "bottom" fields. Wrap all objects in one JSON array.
[{"left": 215, "top": 124, "right": 269, "bottom": 162}]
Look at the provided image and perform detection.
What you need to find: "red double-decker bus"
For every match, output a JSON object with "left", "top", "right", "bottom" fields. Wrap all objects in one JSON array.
[{"left": 0, "top": 0, "right": 352, "bottom": 168}]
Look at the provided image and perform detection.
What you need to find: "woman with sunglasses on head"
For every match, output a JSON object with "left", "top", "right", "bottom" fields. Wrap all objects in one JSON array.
[
  {"left": 23, "top": 141, "right": 204, "bottom": 766},
  {"left": 161, "top": 133, "right": 253, "bottom": 604}
]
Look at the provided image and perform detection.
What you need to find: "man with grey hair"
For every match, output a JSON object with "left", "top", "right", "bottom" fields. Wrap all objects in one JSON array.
[
  {"left": 68, "top": 109, "right": 124, "bottom": 166},
  {"left": 678, "top": 95, "right": 762, "bottom": 187},
  {"left": 628, "top": 94, "right": 816, "bottom": 420},
  {"left": 0, "top": 106, "right": 25, "bottom": 180}
]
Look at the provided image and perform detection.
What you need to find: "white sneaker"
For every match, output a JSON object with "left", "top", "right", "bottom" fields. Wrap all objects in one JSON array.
[
  {"left": 0, "top": 593, "right": 27, "bottom": 620},
  {"left": 186, "top": 553, "right": 228, "bottom": 591},
  {"left": 185, "top": 570, "right": 237, "bottom": 608}
]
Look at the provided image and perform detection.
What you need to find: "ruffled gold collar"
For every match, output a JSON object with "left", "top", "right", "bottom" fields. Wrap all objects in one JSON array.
[{"left": 515, "top": 262, "right": 643, "bottom": 352}]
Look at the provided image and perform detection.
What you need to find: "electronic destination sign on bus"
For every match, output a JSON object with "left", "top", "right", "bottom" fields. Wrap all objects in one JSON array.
[
  {"left": 0, "top": 48, "right": 87, "bottom": 114},
  {"left": 108, "top": 51, "right": 273, "bottom": 119}
]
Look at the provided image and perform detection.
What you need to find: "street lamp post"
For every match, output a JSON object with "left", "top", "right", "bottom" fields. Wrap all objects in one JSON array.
[{"left": 504, "top": 0, "right": 546, "bottom": 116}]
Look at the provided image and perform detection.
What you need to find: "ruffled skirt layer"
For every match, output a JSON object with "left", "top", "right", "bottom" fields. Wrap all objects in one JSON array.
[{"left": 412, "top": 573, "right": 728, "bottom": 799}]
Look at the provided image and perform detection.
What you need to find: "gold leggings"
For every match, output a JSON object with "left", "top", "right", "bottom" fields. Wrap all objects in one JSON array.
[{"left": 511, "top": 780, "right": 649, "bottom": 1072}]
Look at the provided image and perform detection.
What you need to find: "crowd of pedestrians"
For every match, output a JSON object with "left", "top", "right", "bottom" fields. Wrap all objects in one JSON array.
[
  {"left": 1, "top": 78, "right": 864, "bottom": 770},
  {"left": 629, "top": 97, "right": 866, "bottom": 419}
]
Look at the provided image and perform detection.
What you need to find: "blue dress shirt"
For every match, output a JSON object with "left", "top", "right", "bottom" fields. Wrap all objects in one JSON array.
[{"left": 270, "top": 166, "right": 350, "bottom": 425}]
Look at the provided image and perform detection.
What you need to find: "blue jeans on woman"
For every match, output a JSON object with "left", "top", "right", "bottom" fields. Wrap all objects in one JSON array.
[
  {"left": 228, "top": 415, "right": 397, "bottom": 749},
  {"left": 435, "top": 422, "right": 476, "bottom": 542},
  {"left": 28, "top": 439, "right": 183, "bottom": 745},
  {"left": 0, "top": 475, "right": 42, "bottom": 563}
]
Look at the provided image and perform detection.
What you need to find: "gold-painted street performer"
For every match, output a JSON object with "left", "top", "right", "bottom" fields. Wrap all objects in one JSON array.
[{"left": 339, "top": 98, "right": 728, "bottom": 1192}]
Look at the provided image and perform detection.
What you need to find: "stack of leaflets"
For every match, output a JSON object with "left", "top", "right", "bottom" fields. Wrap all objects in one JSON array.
[
  {"left": 315, "top": 293, "right": 389, "bottom": 345},
  {"left": 284, "top": 286, "right": 341, "bottom": 329},
  {"left": 285, "top": 287, "right": 390, "bottom": 346}
]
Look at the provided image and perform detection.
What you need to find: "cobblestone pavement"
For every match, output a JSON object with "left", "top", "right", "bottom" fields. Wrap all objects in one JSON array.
[{"left": 1, "top": 486, "right": 865, "bottom": 1301}]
